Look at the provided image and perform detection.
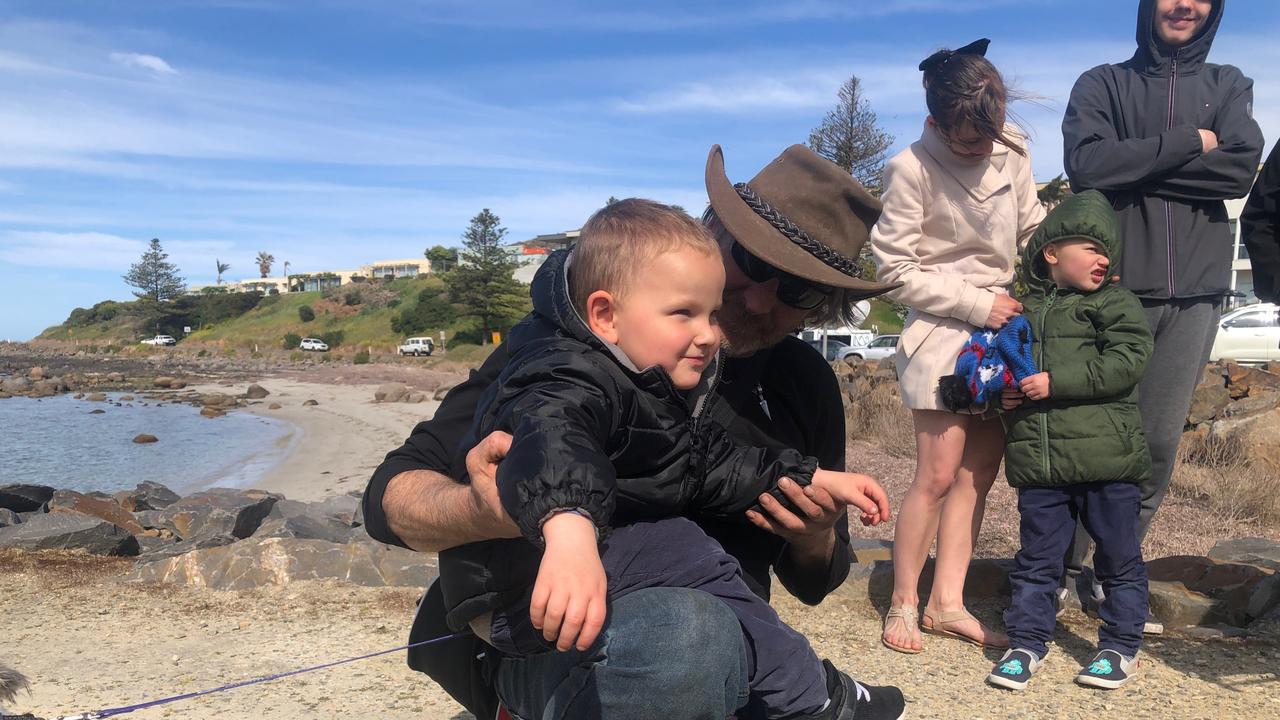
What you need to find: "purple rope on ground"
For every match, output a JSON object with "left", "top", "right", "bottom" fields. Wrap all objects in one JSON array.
[{"left": 60, "top": 631, "right": 469, "bottom": 720}]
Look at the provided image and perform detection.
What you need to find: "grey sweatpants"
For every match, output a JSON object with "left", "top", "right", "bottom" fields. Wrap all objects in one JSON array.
[{"left": 1065, "top": 297, "right": 1221, "bottom": 575}]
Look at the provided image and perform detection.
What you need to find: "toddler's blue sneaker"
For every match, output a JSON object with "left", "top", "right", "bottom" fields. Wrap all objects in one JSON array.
[
  {"left": 986, "top": 648, "right": 1041, "bottom": 691},
  {"left": 1075, "top": 649, "right": 1137, "bottom": 689}
]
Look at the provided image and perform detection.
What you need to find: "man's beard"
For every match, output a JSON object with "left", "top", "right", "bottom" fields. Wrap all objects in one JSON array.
[{"left": 718, "top": 294, "right": 796, "bottom": 358}]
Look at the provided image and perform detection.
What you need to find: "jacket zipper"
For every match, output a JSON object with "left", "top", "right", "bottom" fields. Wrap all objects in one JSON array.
[
  {"left": 1164, "top": 50, "right": 1179, "bottom": 296},
  {"left": 1037, "top": 288, "right": 1056, "bottom": 484}
]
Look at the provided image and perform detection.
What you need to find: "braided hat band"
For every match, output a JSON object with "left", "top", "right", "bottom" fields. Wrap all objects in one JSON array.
[{"left": 732, "top": 182, "right": 862, "bottom": 278}]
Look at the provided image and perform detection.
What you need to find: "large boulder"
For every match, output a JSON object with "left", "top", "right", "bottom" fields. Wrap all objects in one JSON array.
[
  {"left": 129, "top": 537, "right": 439, "bottom": 590},
  {"left": 1218, "top": 390, "right": 1280, "bottom": 421},
  {"left": 0, "top": 508, "right": 21, "bottom": 527},
  {"left": 374, "top": 382, "right": 409, "bottom": 403},
  {"left": 114, "top": 481, "right": 181, "bottom": 512},
  {"left": 1207, "top": 407, "right": 1280, "bottom": 475},
  {"left": 157, "top": 488, "right": 280, "bottom": 541},
  {"left": 0, "top": 484, "right": 56, "bottom": 513},
  {"left": 200, "top": 393, "right": 237, "bottom": 409},
  {"left": 136, "top": 533, "right": 239, "bottom": 562},
  {"left": 1186, "top": 372, "right": 1229, "bottom": 425},
  {"left": 253, "top": 514, "right": 355, "bottom": 544},
  {"left": 1147, "top": 555, "right": 1276, "bottom": 628},
  {"left": 0, "top": 512, "right": 140, "bottom": 556},
  {"left": 28, "top": 379, "right": 60, "bottom": 398},
  {"left": 1223, "top": 363, "right": 1280, "bottom": 398},
  {"left": 2, "top": 377, "right": 31, "bottom": 394},
  {"left": 1209, "top": 537, "right": 1280, "bottom": 573},
  {"left": 245, "top": 384, "right": 270, "bottom": 399},
  {"left": 46, "top": 490, "right": 145, "bottom": 535}
]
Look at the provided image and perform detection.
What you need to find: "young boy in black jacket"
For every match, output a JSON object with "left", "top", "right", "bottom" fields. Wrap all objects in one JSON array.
[{"left": 439, "top": 199, "right": 905, "bottom": 720}]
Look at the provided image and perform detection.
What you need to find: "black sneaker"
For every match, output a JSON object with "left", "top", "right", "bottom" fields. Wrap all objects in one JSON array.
[
  {"left": 1075, "top": 649, "right": 1137, "bottom": 689},
  {"left": 807, "top": 659, "right": 906, "bottom": 720},
  {"left": 986, "top": 648, "right": 1042, "bottom": 691}
]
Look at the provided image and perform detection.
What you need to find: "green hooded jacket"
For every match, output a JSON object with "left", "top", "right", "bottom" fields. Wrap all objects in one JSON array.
[{"left": 1004, "top": 190, "right": 1154, "bottom": 488}]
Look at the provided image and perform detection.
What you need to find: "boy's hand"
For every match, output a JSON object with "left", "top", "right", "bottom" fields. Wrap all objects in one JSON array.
[
  {"left": 1019, "top": 372, "right": 1051, "bottom": 401},
  {"left": 1000, "top": 388, "right": 1026, "bottom": 410},
  {"left": 808, "top": 469, "right": 892, "bottom": 526},
  {"left": 531, "top": 512, "right": 608, "bottom": 652}
]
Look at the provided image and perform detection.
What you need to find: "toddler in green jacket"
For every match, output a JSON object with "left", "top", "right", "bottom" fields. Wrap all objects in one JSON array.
[{"left": 988, "top": 190, "right": 1154, "bottom": 691}]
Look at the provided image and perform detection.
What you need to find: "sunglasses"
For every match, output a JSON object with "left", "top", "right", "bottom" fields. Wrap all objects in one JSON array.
[{"left": 729, "top": 242, "right": 833, "bottom": 311}]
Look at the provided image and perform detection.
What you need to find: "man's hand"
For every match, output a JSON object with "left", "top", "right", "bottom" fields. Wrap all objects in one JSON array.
[
  {"left": 1019, "top": 372, "right": 1051, "bottom": 401},
  {"left": 466, "top": 430, "right": 521, "bottom": 539},
  {"left": 1199, "top": 129, "right": 1219, "bottom": 154},
  {"left": 1001, "top": 387, "right": 1026, "bottom": 411},
  {"left": 531, "top": 512, "right": 608, "bottom": 652},
  {"left": 986, "top": 294, "right": 1024, "bottom": 329}
]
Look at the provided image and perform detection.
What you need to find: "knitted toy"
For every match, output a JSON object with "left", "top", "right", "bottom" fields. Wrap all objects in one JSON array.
[{"left": 938, "top": 316, "right": 1037, "bottom": 411}]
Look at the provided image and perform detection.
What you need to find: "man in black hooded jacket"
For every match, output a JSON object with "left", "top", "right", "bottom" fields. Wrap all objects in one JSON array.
[
  {"left": 1061, "top": 0, "right": 1264, "bottom": 628},
  {"left": 1242, "top": 144, "right": 1280, "bottom": 304}
]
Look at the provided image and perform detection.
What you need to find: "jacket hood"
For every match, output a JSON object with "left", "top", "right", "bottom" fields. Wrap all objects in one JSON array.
[
  {"left": 1020, "top": 190, "right": 1123, "bottom": 295},
  {"left": 1133, "top": 0, "right": 1223, "bottom": 75}
]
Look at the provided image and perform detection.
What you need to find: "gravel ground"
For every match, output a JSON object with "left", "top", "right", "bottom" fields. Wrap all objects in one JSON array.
[{"left": 3, "top": 551, "right": 1277, "bottom": 720}]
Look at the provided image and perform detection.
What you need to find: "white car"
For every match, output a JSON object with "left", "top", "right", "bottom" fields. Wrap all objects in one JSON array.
[
  {"left": 398, "top": 337, "right": 435, "bottom": 357},
  {"left": 140, "top": 335, "right": 176, "bottom": 346},
  {"left": 840, "top": 334, "right": 899, "bottom": 362},
  {"left": 299, "top": 337, "right": 329, "bottom": 352},
  {"left": 1209, "top": 304, "right": 1280, "bottom": 363}
]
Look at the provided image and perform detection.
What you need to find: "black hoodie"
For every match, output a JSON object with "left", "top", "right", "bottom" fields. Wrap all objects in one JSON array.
[
  {"left": 1062, "top": 0, "right": 1264, "bottom": 300},
  {"left": 437, "top": 248, "right": 819, "bottom": 629}
]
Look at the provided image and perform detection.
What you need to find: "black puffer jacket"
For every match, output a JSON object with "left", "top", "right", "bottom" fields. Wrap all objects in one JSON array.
[
  {"left": 1062, "top": 0, "right": 1264, "bottom": 300},
  {"left": 438, "top": 249, "right": 818, "bottom": 629},
  {"left": 1242, "top": 144, "right": 1280, "bottom": 303}
]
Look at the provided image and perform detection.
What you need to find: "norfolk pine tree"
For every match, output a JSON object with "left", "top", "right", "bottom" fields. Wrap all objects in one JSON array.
[
  {"left": 807, "top": 75, "right": 894, "bottom": 192},
  {"left": 124, "top": 238, "right": 186, "bottom": 303},
  {"left": 446, "top": 209, "right": 529, "bottom": 344}
]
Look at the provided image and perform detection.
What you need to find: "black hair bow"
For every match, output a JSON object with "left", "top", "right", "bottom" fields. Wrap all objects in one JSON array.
[{"left": 918, "top": 38, "right": 991, "bottom": 73}]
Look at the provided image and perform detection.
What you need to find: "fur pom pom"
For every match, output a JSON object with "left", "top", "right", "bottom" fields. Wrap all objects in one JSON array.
[{"left": 938, "top": 374, "right": 972, "bottom": 412}]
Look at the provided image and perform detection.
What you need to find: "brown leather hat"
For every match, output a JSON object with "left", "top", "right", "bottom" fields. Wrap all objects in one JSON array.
[{"left": 705, "top": 143, "right": 900, "bottom": 297}]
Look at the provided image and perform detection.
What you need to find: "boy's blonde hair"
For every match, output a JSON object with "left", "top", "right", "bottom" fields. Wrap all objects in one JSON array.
[{"left": 569, "top": 198, "right": 718, "bottom": 314}]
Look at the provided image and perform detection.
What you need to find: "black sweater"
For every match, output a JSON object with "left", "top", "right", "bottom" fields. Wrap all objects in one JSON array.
[
  {"left": 1242, "top": 144, "right": 1280, "bottom": 303},
  {"left": 1062, "top": 0, "right": 1264, "bottom": 300}
]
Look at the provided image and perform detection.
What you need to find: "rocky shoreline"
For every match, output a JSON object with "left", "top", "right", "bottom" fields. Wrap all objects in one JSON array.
[{"left": 0, "top": 481, "right": 436, "bottom": 591}]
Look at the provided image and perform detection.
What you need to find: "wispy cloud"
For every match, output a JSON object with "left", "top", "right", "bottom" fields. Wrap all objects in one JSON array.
[
  {"left": 0, "top": 231, "right": 233, "bottom": 273},
  {"left": 109, "top": 51, "right": 178, "bottom": 75}
]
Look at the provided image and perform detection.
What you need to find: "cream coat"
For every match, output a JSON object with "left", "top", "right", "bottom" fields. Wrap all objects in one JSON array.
[{"left": 871, "top": 123, "right": 1045, "bottom": 410}]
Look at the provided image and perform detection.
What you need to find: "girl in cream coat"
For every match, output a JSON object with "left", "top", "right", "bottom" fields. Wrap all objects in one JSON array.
[{"left": 871, "top": 40, "right": 1045, "bottom": 654}]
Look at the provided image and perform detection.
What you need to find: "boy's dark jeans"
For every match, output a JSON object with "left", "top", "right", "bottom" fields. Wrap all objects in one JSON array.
[
  {"left": 491, "top": 516, "right": 828, "bottom": 718},
  {"left": 1006, "top": 482, "right": 1148, "bottom": 659}
]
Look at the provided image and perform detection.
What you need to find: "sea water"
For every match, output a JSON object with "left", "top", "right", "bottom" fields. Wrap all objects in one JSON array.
[{"left": 0, "top": 393, "right": 297, "bottom": 495}]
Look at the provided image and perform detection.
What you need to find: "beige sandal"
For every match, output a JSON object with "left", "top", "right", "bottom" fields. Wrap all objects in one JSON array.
[
  {"left": 921, "top": 607, "right": 1009, "bottom": 649},
  {"left": 881, "top": 605, "right": 923, "bottom": 654}
]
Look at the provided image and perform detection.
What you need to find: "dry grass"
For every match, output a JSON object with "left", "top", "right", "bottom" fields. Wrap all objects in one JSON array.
[
  {"left": 843, "top": 377, "right": 916, "bottom": 460},
  {"left": 1172, "top": 432, "right": 1280, "bottom": 527}
]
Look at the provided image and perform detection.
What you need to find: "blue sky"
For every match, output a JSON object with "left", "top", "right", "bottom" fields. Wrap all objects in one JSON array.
[{"left": 1, "top": 0, "right": 1277, "bottom": 340}]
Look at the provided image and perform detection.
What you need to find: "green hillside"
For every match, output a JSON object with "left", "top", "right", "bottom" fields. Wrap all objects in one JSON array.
[{"left": 39, "top": 276, "right": 499, "bottom": 353}]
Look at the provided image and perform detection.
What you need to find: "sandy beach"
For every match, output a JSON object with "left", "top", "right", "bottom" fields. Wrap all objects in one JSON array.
[{"left": 182, "top": 377, "right": 445, "bottom": 501}]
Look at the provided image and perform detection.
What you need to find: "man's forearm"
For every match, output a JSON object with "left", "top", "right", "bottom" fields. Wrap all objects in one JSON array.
[{"left": 383, "top": 469, "right": 506, "bottom": 552}]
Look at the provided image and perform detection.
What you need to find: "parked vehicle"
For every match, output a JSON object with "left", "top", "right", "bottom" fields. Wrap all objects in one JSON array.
[
  {"left": 840, "top": 334, "right": 900, "bottom": 362},
  {"left": 1208, "top": 303, "right": 1280, "bottom": 363},
  {"left": 299, "top": 337, "right": 329, "bottom": 352},
  {"left": 140, "top": 335, "right": 176, "bottom": 346},
  {"left": 398, "top": 336, "right": 435, "bottom": 357},
  {"left": 805, "top": 337, "right": 851, "bottom": 362}
]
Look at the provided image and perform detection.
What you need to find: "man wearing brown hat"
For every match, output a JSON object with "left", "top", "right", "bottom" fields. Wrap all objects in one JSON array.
[{"left": 362, "top": 144, "right": 901, "bottom": 719}]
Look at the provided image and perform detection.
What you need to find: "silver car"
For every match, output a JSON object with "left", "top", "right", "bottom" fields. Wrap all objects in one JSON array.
[{"left": 840, "top": 334, "right": 899, "bottom": 362}]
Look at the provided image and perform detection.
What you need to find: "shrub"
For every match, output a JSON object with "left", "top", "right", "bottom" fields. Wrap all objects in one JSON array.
[
  {"left": 283, "top": 332, "right": 302, "bottom": 350},
  {"left": 289, "top": 350, "right": 306, "bottom": 362},
  {"left": 447, "top": 326, "right": 485, "bottom": 349},
  {"left": 353, "top": 349, "right": 371, "bottom": 365},
  {"left": 319, "top": 330, "right": 345, "bottom": 349},
  {"left": 344, "top": 292, "right": 361, "bottom": 306},
  {"left": 298, "top": 305, "right": 316, "bottom": 322},
  {"left": 197, "top": 349, "right": 209, "bottom": 357}
]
